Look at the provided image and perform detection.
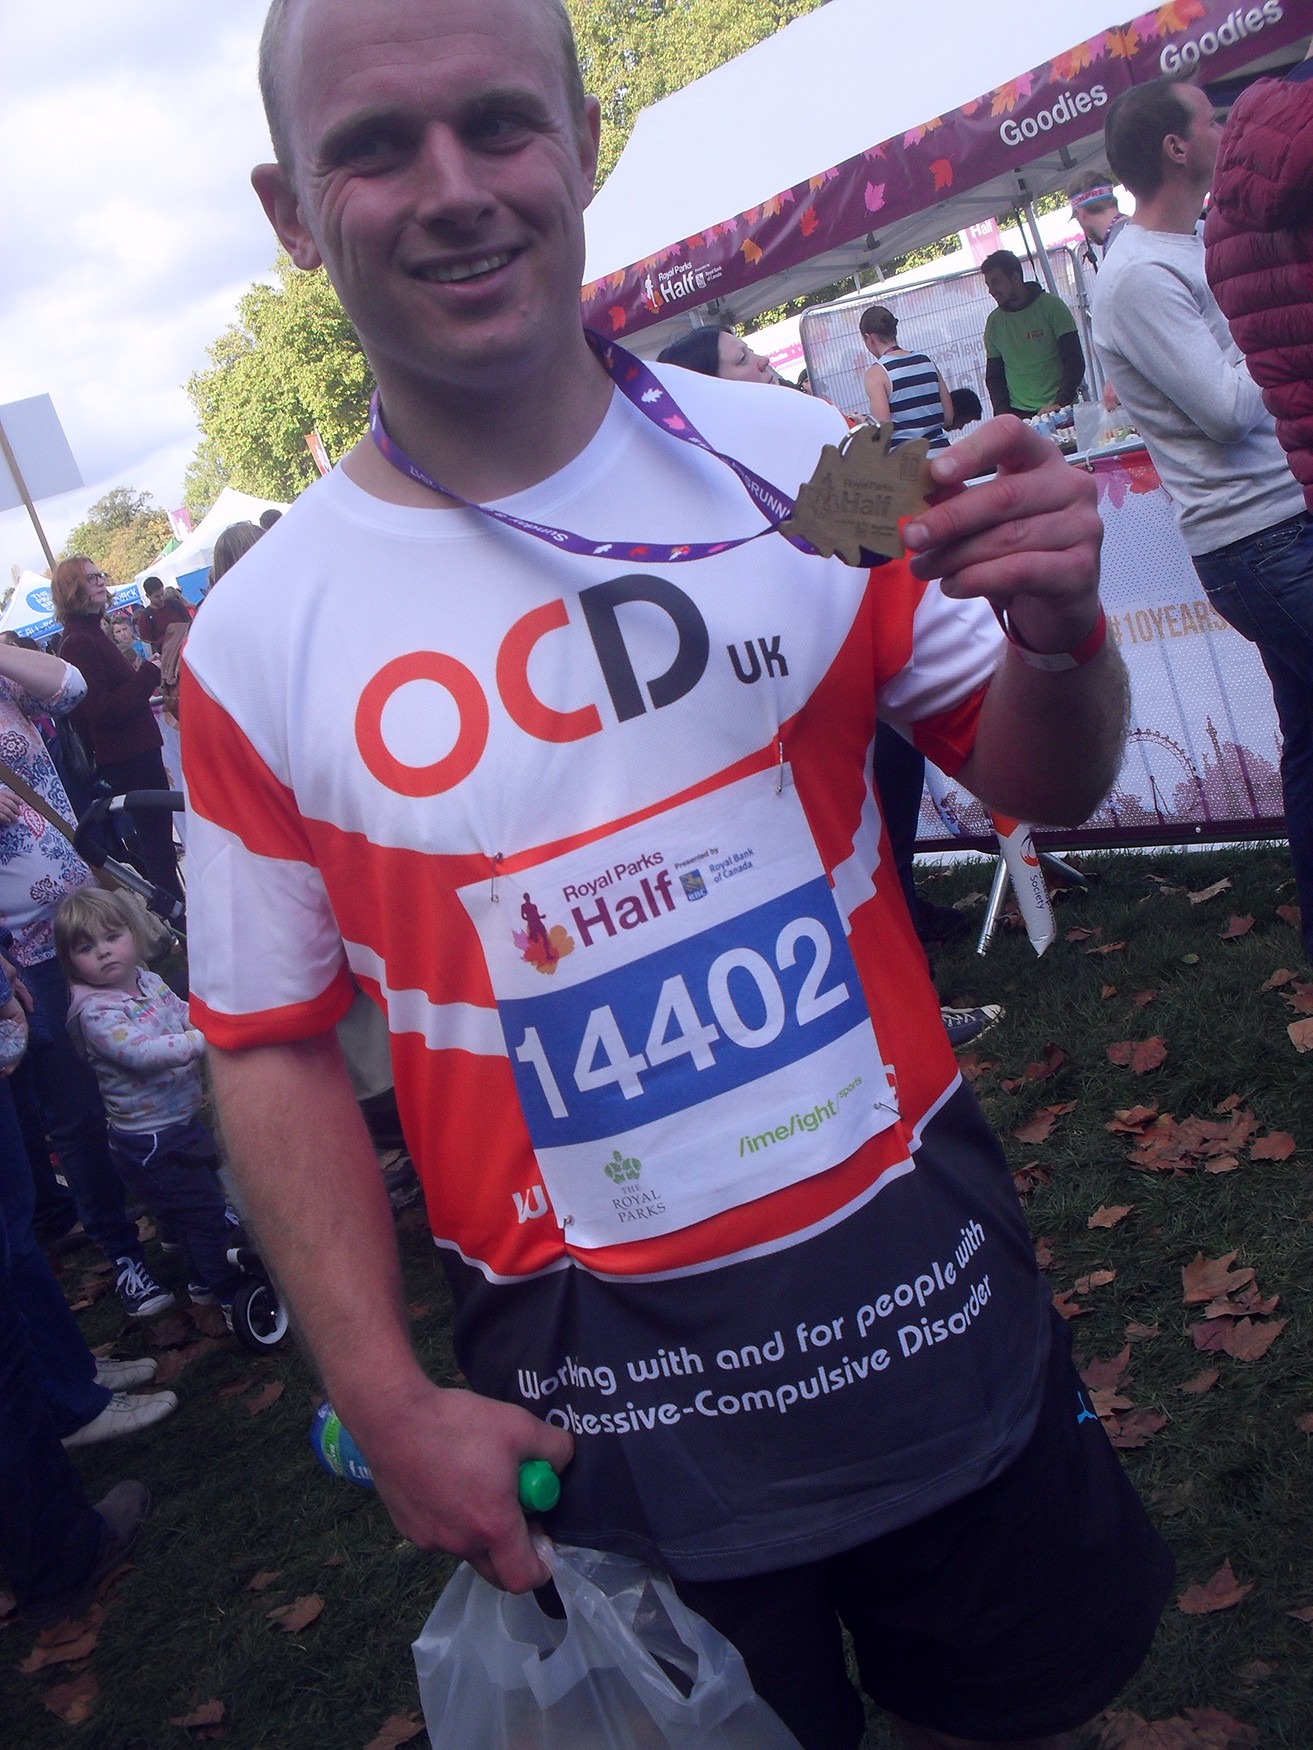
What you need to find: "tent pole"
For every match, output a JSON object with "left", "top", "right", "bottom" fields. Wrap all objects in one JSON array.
[{"left": 1017, "top": 182, "right": 1060, "bottom": 297}]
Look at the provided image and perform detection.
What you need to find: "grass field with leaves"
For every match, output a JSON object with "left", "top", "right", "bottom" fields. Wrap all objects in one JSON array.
[{"left": 3, "top": 846, "right": 1311, "bottom": 1749}]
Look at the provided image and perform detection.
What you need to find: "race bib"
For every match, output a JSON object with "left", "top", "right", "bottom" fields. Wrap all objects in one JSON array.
[{"left": 459, "top": 768, "right": 897, "bottom": 1248}]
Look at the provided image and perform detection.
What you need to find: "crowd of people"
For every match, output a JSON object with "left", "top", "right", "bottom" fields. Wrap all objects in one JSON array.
[{"left": 3, "top": 2, "right": 1311, "bottom": 1745}]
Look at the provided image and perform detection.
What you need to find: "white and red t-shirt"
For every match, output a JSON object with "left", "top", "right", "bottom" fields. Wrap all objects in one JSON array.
[{"left": 182, "top": 371, "right": 1050, "bottom": 1578}]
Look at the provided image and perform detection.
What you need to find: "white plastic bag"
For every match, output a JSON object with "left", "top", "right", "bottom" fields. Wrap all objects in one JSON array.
[{"left": 412, "top": 1537, "right": 803, "bottom": 1748}]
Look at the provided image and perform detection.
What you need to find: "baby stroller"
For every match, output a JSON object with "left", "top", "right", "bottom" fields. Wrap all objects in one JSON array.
[{"left": 72, "top": 787, "right": 290, "bottom": 1355}]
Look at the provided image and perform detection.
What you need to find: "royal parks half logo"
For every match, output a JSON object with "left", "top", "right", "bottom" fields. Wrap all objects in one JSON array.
[{"left": 604, "top": 1149, "right": 642, "bottom": 1184}]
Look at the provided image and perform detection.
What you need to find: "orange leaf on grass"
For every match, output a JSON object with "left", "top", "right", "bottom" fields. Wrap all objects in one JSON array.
[
  {"left": 246, "top": 1570, "right": 283, "bottom": 1592},
  {"left": 1065, "top": 925, "right": 1098, "bottom": 942},
  {"left": 1131, "top": 989, "right": 1157, "bottom": 1009},
  {"left": 19, "top": 1605, "right": 103, "bottom": 1672},
  {"left": 1080, "top": 1344, "right": 1131, "bottom": 1393},
  {"left": 1220, "top": 914, "right": 1255, "bottom": 940},
  {"left": 1034, "top": 1236, "right": 1054, "bottom": 1270},
  {"left": 1178, "top": 1559, "right": 1253, "bottom": 1615},
  {"left": 1221, "top": 1317, "right": 1287, "bottom": 1362},
  {"left": 1125, "top": 1322, "right": 1160, "bottom": 1341},
  {"left": 169, "top": 1699, "right": 226, "bottom": 1731},
  {"left": 1178, "top": 1368, "right": 1220, "bottom": 1395},
  {"left": 1282, "top": 982, "right": 1313, "bottom": 1015},
  {"left": 1192, "top": 1319, "right": 1231, "bottom": 1353},
  {"left": 1295, "top": 1411, "right": 1313, "bottom": 1433},
  {"left": 1013, "top": 1110, "right": 1058, "bottom": 1145},
  {"left": 1110, "top": 1409, "right": 1167, "bottom": 1450},
  {"left": 1276, "top": 902, "right": 1303, "bottom": 928},
  {"left": 1262, "top": 967, "right": 1297, "bottom": 991},
  {"left": 1098, "top": 1707, "right": 1258, "bottom": 1747},
  {"left": 1107, "top": 1038, "right": 1168, "bottom": 1073},
  {"left": 1288, "top": 1604, "right": 1313, "bottom": 1623},
  {"left": 1086, "top": 940, "right": 1127, "bottom": 956},
  {"left": 1101, "top": 983, "right": 1117, "bottom": 999},
  {"left": 1106, "top": 1104, "right": 1159, "bottom": 1134},
  {"left": 1188, "top": 877, "right": 1232, "bottom": 904},
  {"left": 1250, "top": 1132, "right": 1296, "bottom": 1161},
  {"left": 1074, "top": 1268, "right": 1116, "bottom": 1293},
  {"left": 218, "top": 1375, "right": 260, "bottom": 1399},
  {"left": 1288, "top": 1018, "right": 1313, "bottom": 1052},
  {"left": 1089, "top": 1205, "right": 1133, "bottom": 1229},
  {"left": 245, "top": 1381, "right": 285, "bottom": 1417},
  {"left": 1182, "top": 1252, "right": 1254, "bottom": 1306},
  {"left": 267, "top": 1594, "right": 323, "bottom": 1634},
  {"left": 40, "top": 1672, "right": 99, "bottom": 1725},
  {"left": 364, "top": 1714, "right": 427, "bottom": 1750},
  {"left": 1051, "top": 1290, "right": 1089, "bottom": 1320}
]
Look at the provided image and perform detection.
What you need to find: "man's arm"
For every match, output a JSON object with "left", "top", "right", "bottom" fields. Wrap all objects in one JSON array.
[
  {"left": 1054, "top": 330, "right": 1086, "bottom": 408},
  {"left": 1107, "top": 260, "right": 1268, "bottom": 445},
  {"left": 209, "top": 1030, "right": 573, "bottom": 1593},
  {"left": 984, "top": 354, "right": 1013, "bottom": 418},
  {"left": 903, "top": 417, "right": 1127, "bottom": 825}
]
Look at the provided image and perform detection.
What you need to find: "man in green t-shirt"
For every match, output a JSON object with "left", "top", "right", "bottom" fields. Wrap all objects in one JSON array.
[{"left": 980, "top": 250, "right": 1086, "bottom": 418}]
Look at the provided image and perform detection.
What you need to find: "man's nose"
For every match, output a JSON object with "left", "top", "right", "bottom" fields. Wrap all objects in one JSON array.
[{"left": 412, "top": 127, "right": 498, "bottom": 229}]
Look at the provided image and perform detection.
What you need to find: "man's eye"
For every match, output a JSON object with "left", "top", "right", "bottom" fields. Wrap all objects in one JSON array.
[{"left": 467, "top": 110, "right": 532, "bottom": 146}]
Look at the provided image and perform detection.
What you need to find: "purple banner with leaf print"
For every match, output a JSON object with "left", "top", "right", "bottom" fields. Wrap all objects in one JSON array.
[{"left": 581, "top": 0, "right": 1307, "bottom": 339}]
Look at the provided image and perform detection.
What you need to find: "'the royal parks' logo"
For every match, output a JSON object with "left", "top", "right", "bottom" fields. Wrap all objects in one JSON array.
[{"left": 604, "top": 1149, "right": 642, "bottom": 1184}]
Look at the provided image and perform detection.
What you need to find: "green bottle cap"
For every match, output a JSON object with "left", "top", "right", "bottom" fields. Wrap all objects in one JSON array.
[{"left": 518, "top": 1459, "right": 561, "bottom": 1514}]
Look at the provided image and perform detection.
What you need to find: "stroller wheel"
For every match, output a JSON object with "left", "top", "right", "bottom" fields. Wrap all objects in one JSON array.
[{"left": 231, "top": 1277, "right": 289, "bottom": 1353}]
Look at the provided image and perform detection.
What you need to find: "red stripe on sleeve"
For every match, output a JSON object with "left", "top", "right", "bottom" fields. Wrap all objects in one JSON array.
[
  {"left": 190, "top": 964, "right": 356, "bottom": 1050},
  {"left": 180, "top": 664, "right": 316, "bottom": 864},
  {"left": 909, "top": 683, "right": 989, "bottom": 777}
]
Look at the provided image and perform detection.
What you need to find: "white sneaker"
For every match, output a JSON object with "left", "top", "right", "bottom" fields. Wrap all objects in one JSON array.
[
  {"left": 63, "top": 1390, "right": 179, "bottom": 1449},
  {"left": 94, "top": 1356, "right": 159, "bottom": 1391}
]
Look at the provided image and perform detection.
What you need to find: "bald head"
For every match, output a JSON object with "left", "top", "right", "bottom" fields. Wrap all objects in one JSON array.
[{"left": 258, "top": 0, "right": 588, "bottom": 170}]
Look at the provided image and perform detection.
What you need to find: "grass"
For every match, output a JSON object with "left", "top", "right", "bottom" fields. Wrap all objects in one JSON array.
[{"left": 4, "top": 845, "right": 1312, "bottom": 1747}]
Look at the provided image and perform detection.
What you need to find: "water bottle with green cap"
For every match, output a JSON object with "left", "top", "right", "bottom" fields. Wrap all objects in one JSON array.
[{"left": 309, "top": 1403, "right": 561, "bottom": 1513}]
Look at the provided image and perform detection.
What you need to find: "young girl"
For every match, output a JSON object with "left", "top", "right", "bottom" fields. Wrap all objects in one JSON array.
[{"left": 54, "top": 889, "right": 243, "bottom": 1319}]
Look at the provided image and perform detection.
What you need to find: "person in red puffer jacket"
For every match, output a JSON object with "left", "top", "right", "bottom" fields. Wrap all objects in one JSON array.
[{"left": 1205, "top": 43, "right": 1313, "bottom": 512}]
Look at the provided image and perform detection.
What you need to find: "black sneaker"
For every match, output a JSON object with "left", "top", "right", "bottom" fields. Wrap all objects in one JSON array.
[
  {"left": 115, "top": 1257, "right": 176, "bottom": 1319},
  {"left": 941, "top": 1004, "right": 1003, "bottom": 1049}
]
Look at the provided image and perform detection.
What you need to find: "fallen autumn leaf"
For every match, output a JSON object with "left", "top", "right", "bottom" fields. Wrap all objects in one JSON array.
[
  {"left": 267, "top": 1594, "right": 323, "bottom": 1634},
  {"left": 1089, "top": 1205, "right": 1134, "bottom": 1229},
  {"left": 1178, "top": 1559, "right": 1253, "bottom": 1615}
]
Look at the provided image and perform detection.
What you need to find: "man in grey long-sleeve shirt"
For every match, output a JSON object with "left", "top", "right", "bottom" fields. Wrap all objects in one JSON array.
[{"left": 1093, "top": 76, "right": 1313, "bottom": 963}]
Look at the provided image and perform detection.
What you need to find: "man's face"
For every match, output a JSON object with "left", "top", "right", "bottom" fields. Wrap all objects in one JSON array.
[
  {"left": 254, "top": 0, "right": 601, "bottom": 400},
  {"left": 1174, "top": 82, "right": 1224, "bottom": 187},
  {"left": 983, "top": 265, "right": 1026, "bottom": 312}
]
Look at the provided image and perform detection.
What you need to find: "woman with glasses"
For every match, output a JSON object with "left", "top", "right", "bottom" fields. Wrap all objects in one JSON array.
[{"left": 50, "top": 558, "right": 182, "bottom": 907}]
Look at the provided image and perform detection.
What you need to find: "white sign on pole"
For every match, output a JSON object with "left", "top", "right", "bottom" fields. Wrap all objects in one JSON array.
[{"left": 0, "top": 395, "right": 83, "bottom": 513}]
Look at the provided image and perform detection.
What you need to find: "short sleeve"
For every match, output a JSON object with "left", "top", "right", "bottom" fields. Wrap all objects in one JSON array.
[
  {"left": 871, "top": 566, "right": 1004, "bottom": 776},
  {"left": 1047, "top": 295, "right": 1078, "bottom": 339},
  {"left": 983, "top": 310, "right": 1001, "bottom": 359},
  {"left": 179, "top": 662, "right": 354, "bottom": 1049}
]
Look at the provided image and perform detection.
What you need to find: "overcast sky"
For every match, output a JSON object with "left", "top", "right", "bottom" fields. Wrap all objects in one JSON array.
[{"left": 1, "top": 1, "right": 278, "bottom": 579}]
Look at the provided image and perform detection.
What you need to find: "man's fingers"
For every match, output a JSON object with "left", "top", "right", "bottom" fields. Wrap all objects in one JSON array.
[
  {"left": 923, "top": 413, "right": 1052, "bottom": 489},
  {"left": 911, "top": 509, "right": 1098, "bottom": 592},
  {"left": 907, "top": 463, "right": 1095, "bottom": 566}
]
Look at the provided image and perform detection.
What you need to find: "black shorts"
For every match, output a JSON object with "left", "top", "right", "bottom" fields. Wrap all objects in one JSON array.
[{"left": 673, "top": 1311, "right": 1175, "bottom": 1748}]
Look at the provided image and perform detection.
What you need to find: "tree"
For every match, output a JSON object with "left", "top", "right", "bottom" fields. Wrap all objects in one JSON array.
[
  {"left": 185, "top": 255, "right": 373, "bottom": 503},
  {"left": 64, "top": 488, "right": 172, "bottom": 583},
  {"left": 182, "top": 437, "right": 232, "bottom": 523},
  {"left": 569, "top": 0, "right": 825, "bottom": 180}
]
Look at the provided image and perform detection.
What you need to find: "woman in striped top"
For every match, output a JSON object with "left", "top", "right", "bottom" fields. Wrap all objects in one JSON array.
[{"left": 859, "top": 305, "right": 953, "bottom": 451}]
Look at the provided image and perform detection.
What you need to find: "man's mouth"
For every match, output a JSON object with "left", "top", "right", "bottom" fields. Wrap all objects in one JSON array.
[{"left": 413, "top": 250, "right": 516, "bottom": 285}]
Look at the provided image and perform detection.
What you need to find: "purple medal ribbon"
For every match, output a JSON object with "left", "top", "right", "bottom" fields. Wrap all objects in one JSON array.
[{"left": 368, "top": 331, "right": 820, "bottom": 565}]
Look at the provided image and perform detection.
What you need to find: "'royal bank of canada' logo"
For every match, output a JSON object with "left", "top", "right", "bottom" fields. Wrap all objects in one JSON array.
[{"left": 513, "top": 891, "right": 575, "bottom": 975}]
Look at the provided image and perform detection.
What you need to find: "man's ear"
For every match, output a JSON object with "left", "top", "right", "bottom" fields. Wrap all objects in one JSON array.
[
  {"left": 251, "top": 162, "right": 323, "bottom": 271},
  {"left": 578, "top": 95, "right": 603, "bottom": 207}
]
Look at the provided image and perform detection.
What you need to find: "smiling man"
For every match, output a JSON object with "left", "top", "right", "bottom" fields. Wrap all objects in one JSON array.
[{"left": 179, "top": 3, "right": 1170, "bottom": 1745}]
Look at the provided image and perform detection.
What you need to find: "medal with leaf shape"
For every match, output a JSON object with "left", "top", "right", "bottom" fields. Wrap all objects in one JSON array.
[{"left": 781, "top": 424, "right": 934, "bottom": 564}]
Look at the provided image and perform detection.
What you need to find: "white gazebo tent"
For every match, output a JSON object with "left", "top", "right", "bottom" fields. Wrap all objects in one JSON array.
[{"left": 124, "top": 485, "right": 288, "bottom": 607}]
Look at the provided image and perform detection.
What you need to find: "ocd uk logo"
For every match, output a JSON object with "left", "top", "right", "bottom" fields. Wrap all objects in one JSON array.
[{"left": 353, "top": 576, "right": 711, "bottom": 797}]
